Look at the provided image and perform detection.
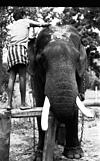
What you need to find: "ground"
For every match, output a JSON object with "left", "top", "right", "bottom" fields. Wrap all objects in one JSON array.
[{"left": 0, "top": 82, "right": 100, "bottom": 161}]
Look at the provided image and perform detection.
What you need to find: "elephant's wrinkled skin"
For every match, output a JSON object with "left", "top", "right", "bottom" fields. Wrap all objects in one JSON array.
[{"left": 28, "top": 25, "right": 88, "bottom": 160}]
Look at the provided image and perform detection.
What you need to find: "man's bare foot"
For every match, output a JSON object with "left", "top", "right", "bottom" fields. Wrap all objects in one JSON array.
[
  {"left": 7, "top": 105, "right": 12, "bottom": 111},
  {"left": 20, "top": 103, "right": 31, "bottom": 110}
]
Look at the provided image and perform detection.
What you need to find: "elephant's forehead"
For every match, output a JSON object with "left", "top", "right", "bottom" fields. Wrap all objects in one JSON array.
[
  {"left": 50, "top": 30, "right": 70, "bottom": 42},
  {"left": 50, "top": 25, "right": 80, "bottom": 38},
  {"left": 50, "top": 26, "right": 71, "bottom": 40},
  {"left": 48, "top": 25, "right": 81, "bottom": 49}
]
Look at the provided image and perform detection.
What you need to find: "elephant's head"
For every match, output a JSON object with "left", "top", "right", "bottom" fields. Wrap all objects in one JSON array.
[{"left": 29, "top": 25, "right": 88, "bottom": 121}]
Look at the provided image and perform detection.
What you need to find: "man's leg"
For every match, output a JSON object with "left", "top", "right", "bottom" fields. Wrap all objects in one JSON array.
[
  {"left": 7, "top": 69, "right": 16, "bottom": 109},
  {"left": 19, "top": 64, "right": 27, "bottom": 107}
]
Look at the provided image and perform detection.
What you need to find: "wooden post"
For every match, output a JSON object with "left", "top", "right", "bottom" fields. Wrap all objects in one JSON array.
[
  {"left": 0, "top": 109, "right": 11, "bottom": 161},
  {"left": 42, "top": 112, "right": 57, "bottom": 161}
]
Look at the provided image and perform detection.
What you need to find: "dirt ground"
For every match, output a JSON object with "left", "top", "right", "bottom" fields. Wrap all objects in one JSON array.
[{"left": 1, "top": 82, "right": 100, "bottom": 161}]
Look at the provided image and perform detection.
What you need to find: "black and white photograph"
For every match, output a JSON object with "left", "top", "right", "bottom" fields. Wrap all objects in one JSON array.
[{"left": 0, "top": 7, "right": 100, "bottom": 161}]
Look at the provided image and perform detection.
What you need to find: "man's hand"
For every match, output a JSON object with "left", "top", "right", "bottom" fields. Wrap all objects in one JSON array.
[{"left": 41, "top": 23, "right": 51, "bottom": 27}]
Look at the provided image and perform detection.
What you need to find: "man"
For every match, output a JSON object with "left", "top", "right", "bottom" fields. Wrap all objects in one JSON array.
[{"left": 6, "top": 8, "right": 50, "bottom": 110}]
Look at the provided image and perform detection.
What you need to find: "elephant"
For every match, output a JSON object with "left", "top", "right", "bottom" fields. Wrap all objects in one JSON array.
[{"left": 28, "top": 24, "right": 88, "bottom": 160}]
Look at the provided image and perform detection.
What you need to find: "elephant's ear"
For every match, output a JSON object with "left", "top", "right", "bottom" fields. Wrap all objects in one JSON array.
[
  {"left": 70, "top": 31, "right": 80, "bottom": 51},
  {"left": 69, "top": 30, "right": 87, "bottom": 77},
  {"left": 77, "top": 44, "right": 88, "bottom": 77}
]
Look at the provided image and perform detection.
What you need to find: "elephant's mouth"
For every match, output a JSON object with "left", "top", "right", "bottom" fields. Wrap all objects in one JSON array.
[{"left": 41, "top": 96, "right": 95, "bottom": 131}]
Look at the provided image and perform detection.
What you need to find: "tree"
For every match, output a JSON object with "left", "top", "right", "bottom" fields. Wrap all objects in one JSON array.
[{"left": 61, "top": 7, "right": 100, "bottom": 78}]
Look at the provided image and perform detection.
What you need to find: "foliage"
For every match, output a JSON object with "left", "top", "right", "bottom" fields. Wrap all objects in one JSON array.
[
  {"left": 0, "top": 63, "right": 9, "bottom": 94},
  {"left": 0, "top": 7, "right": 8, "bottom": 93},
  {"left": 60, "top": 7, "right": 100, "bottom": 78}
]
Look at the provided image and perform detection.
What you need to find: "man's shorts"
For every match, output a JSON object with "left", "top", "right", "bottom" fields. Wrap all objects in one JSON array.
[
  {"left": 7, "top": 44, "right": 29, "bottom": 72},
  {"left": 10, "top": 64, "right": 26, "bottom": 74}
]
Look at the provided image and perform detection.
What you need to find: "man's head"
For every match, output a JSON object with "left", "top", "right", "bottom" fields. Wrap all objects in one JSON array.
[{"left": 13, "top": 9, "right": 27, "bottom": 21}]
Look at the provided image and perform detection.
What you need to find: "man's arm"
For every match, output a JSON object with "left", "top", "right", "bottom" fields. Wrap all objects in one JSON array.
[{"left": 27, "top": 19, "right": 50, "bottom": 27}]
